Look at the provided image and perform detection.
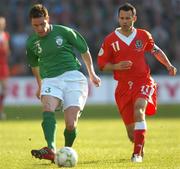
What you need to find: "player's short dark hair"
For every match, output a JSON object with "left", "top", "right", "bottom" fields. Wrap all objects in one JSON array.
[
  {"left": 29, "top": 4, "right": 49, "bottom": 19},
  {"left": 118, "top": 3, "right": 136, "bottom": 16}
]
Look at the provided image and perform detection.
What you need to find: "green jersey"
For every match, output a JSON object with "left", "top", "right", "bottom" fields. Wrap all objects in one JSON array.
[{"left": 26, "top": 25, "right": 88, "bottom": 79}]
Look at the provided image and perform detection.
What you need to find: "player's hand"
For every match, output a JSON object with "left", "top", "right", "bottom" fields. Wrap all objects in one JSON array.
[
  {"left": 90, "top": 74, "right": 101, "bottom": 87},
  {"left": 115, "top": 60, "right": 133, "bottom": 70},
  {"left": 167, "top": 65, "right": 177, "bottom": 76}
]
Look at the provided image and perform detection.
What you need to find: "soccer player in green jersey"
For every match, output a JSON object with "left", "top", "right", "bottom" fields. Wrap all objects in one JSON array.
[{"left": 26, "top": 4, "right": 101, "bottom": 162}]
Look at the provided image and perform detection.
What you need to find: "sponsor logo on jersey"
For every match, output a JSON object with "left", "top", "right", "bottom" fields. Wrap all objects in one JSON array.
[{"left": 55, "top": 36, "right": 63, "bottom": 48}]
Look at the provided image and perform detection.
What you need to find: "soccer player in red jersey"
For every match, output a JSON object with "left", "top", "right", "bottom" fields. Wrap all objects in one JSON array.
[
  {"left": 0, "top": 16, "right": 10, "bottom": 120},
  {"left": 97, "top": 3, "right": 177, "bottom": 162}
]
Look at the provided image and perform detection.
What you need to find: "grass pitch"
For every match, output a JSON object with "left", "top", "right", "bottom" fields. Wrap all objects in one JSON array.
[{"left": 0, "top": 104, "right": 180, "bottom": 169}]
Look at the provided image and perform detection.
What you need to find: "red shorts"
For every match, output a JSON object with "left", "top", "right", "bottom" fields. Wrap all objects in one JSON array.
[
  {"left": 0, "top": 64, "right": 9, "bottom": 80},
  {"left": 115, "top": 77, "right": 157, "bottom": 125}
]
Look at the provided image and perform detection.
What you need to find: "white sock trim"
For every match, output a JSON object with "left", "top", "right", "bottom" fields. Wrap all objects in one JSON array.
[{"left": 135, "top": 121, "right": 147, "bottom": 130}]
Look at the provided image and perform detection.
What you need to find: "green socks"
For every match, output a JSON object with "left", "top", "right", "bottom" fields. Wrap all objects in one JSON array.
[
  {"left": 41, "top": 112, "right": 56, "bottom": 150},
  {"left": 64, "top": 128, "right": 77, "bottom": 147},
  {"left": 41, "top": 112, "right": 77, "bottom": 148}
]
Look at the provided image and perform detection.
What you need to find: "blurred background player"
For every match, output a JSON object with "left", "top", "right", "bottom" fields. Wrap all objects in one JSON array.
[
  {"left": 0, "top": 16, "right": 10, "bottom": 120},
  {"left": 26, "top": 4, "right": 101, "bottom": 162},
  {"left": 97, "top": 3, "right": 177, "bottom": 162}
]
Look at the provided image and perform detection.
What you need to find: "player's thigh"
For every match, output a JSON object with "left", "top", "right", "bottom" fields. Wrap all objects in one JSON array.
[
  {"left": 41, "top": 77, "right": 64, "bottom": 100},
  {"left": 133, "top": 79, "right": 157, "bottom": 116},
  {"left": 41, "top": 77, "right": 63, "bottom": 111},
  {"left": 63, "top": 81, "right": 88, "bottom": 111},
  {"left": 41, "top": 95, "right": 60, "bottom": 112}
]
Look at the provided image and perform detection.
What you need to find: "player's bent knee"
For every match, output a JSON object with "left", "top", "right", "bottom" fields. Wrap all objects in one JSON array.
[
  {"left": 66, "top": 124, "right": 75, "bottom": 131},
  {"left": 43, "top": 104, "right": 56, "bottom": 112},
  {"left": 134, "top": 99, "right": 147, "bottom": 112}
]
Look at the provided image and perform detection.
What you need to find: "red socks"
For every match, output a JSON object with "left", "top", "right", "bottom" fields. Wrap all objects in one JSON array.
[
  {"left": 133, "top": 121, "right": 147, "bottom": 155},
  {"left": 133, "top": 129, "right": 146, "bottom": 155}
]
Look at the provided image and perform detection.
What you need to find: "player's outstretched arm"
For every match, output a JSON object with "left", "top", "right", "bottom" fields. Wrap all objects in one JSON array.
[
  {"left": 151, "top": 44, "right": 177, "bottom": 76},
  {"left": 81, "top": 50, "right": 101, "bottom": 87}
]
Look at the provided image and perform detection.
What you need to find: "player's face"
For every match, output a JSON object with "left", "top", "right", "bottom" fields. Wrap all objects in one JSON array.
[
  {"left": 31, "top": 17, "right": 50, "bottom": 37},
  {"left": 118, "top": 10, "right": 136, "bottom": 32}
]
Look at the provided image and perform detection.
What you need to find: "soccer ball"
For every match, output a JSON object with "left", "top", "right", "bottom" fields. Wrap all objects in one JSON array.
[{"left": 54, "top": 147, "right": 78, "bottom": 167}]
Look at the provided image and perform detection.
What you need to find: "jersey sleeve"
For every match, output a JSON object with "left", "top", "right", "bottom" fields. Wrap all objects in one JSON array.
[
  {"left": 66, "top": 28, "right": 88, "bottom": 53},
  {"left": 144, "top": 31, "right": 154, "bottom": 52},
  {"left": 26, "top": 40, "right": 39, "bottom": 67},
  {"left": 97, "top": 37, "right": 112, "bottom": 70}
]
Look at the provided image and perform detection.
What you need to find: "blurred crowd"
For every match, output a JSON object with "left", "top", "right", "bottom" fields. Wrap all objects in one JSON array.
[{"left": 0, "top": 0, "right": 179, "bottom": 76}]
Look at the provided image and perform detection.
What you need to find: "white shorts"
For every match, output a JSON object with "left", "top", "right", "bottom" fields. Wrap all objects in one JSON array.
[{"left": 41, "top": 70, "right": 88, "bottom": 111}]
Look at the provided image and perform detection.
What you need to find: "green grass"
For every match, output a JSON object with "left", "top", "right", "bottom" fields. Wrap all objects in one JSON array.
[{"left": 0, "top": 104, "right": 180, "bottom": 169}]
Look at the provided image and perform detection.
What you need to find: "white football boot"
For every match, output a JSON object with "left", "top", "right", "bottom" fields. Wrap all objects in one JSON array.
[{"left": 131, "top": 154, "right": 143, "bottom": 163}]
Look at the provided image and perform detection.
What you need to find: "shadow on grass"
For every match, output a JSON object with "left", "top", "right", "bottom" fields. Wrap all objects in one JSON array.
[
  {"left": 4, "top": 104, "right": 180, "bottom": 121},
  {"left": 29, "top": 158, "right": 129, "bottom": 169},
  {"left": 79, "top": 158, "right": 129, "bottom": 165}
]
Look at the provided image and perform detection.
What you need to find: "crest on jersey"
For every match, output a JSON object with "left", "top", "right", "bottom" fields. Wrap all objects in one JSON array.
[
  {"left": 135, "top": 40, "right": 143, "bottom": 49},
  {"left": 55, "top": 36, "right": 63, "bottom": 47}
]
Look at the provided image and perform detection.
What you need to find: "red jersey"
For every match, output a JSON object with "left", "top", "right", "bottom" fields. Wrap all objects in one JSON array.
[
  {"left": 98, "top": 28, "right": 157, "bottom": 122},
  {"left": 97, "top": 28, "right": 154, "bottom": 81},
  {"left": 0, "top": 32, "right": 9, "bottom": 64}
]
